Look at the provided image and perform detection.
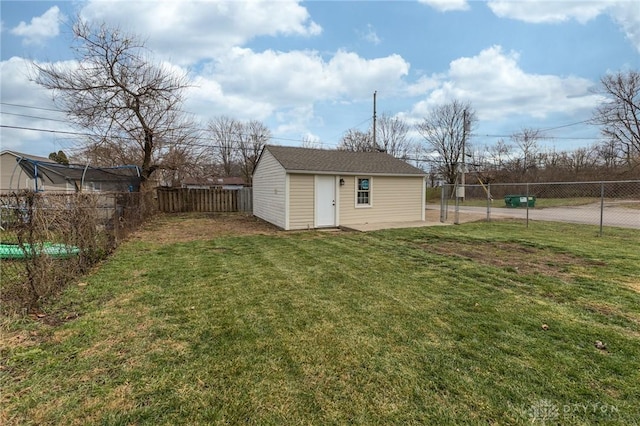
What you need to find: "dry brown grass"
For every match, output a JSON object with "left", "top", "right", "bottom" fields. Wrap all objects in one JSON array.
[
  {"left": 422, "top": 240, "right": 604, "bottom": 279},
  {"left": 129, "top": 212, "right": 279, "bottom": 244}
]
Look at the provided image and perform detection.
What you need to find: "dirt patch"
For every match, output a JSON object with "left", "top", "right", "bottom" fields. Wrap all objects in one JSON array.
[
  {"left": 624, "top": 279, "right": 640, "bottom": 294},
  {"left": 130, "top": 212, "right": 280, "bottom": 244},
  {"left": 0, "top": 330, "right": 41, "bottom": 351},
  {"left": 422, "top": 240, "right": 602, "bottom": 278},
  {"left": 425, "top": 208, "right": 486, "bottom": 224}
]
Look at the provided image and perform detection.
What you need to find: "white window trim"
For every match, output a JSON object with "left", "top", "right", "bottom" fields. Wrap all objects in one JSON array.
[{"left": 355, "top": 176, "right": 372, "bottom": 208}]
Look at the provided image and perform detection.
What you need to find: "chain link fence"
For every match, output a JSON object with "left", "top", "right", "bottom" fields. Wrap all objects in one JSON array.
[
  {"left": 0, "top": 190, "right": 152, "bottom": 315},
  {"left": 436, "top": 180, "right": 640, "bottom": 234}
]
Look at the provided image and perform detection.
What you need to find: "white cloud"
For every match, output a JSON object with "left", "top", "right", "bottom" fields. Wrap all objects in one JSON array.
[
  {"left": 487, "top": 0, "right": 607, "bottom": 24},
  {"left": 207, "top": 47, "right": 408, "bottom": 105},
  {"left": 10, "top": 6, "right": 65, "bottom": 45},
  {"left": 359, "top": 24, "right": 382, "bottom": 45},
  {"left": 406, "top": 74, "right": 444, "bottom": 96},
  {"left": 408, "top": 45, "right": 602, "bottom": 121},
  {"left": 79, "top": 0, "right": 322, "bottom": 65},
  {"left": 186, "top": 47, "right": 410, "bottom": 132},
  {"left": 274, "top": 105, "right": 318, "bottom": 135},
  {"left": 608, "top": 1, "right": 640, "bottom": 53},
  {"left": 418, "top": 0, "right": 470, "bottom": 12},
  {"left": 0, "top": 57, "right": 77, "bottom": 155},
  {"left": 185, "top": 75, "right": 275, "bottom": 122},
  {"left": 487, "top": 0, "right": 640, "bottom": 52},
  {"left": 2, "top": 43, "right": 410, "bottom": 153}
]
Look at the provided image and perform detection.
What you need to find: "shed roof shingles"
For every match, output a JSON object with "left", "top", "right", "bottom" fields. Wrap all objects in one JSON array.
[{"left": 265, "top": 145, "right": 425, "bottom": 176}]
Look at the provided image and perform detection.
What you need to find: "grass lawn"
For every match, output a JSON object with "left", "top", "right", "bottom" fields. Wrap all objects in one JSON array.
[{"left": 1, "top": 216, "right": 639, "bottom": 424}]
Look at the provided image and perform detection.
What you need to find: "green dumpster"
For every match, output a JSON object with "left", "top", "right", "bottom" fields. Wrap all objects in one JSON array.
[{"left": 504, "top": 195, "right": 536, "bottom": 208}]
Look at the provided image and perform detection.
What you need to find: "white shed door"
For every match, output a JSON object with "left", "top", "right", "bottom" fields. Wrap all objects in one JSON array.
[{"left": 315, "top": 176, "right": 336, "bottom": 227}]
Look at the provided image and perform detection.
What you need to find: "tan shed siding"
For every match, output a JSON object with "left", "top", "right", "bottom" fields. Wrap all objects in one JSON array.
[
  {"left": 253, "top": 150, "right": 287, "bottom": 229},
  {"left": 339, "top": 175, "right": 356, "bottom": 224},
  {"left": 339, "top": 176, "right": 424, "bottom": 225},
  {"left": 1, "top": 154, "right": 54, "bottom": 192},
  {"left": 288, "top": 174, "right": 315, "bottom": 230},
  {"left": 1, "top": 154, "right": 30, "bottom": 191}
]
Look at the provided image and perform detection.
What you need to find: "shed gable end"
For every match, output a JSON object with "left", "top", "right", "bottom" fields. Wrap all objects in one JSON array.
[{"left": 253, "top": 149, "right": 287, "bottom": 229}]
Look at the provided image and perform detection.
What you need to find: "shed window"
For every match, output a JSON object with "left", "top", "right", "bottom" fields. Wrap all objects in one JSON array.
[{"left": 356, "top": 177, "right": 371, "bottom": 206}]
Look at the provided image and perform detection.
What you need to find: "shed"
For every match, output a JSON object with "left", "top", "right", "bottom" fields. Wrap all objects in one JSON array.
[{"left": 253, "top": 145, "right": 426, "bottom": 230}]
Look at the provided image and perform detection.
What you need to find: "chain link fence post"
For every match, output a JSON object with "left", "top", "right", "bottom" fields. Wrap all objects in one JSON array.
[
  {"left": 487, "top": 183, "right": 492, "bottom": 222},
  {"left": 454, "top": 183, "right": 460, "bottom": 225},
  {"left": 599, "top": 182, "right": 605, "bottom": 237},
  {"left": 526, "top": 183, "right": 530, "bottom": 228},
  {"left": 440, "top": 184, "right": 446, "bottom": 223}
]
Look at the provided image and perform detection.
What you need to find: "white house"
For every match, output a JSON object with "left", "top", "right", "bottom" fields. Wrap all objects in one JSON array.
[{"left": 253, "top": 145, "right": 426, "bottom": 230}]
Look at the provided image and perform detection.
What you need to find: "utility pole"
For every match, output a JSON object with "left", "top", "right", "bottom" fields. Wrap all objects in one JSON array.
[
  {"left": 456, "top": 108, "right": 469, "bottom": 201},
  {"left": 373, "top": 91, "right": 377, "bottom": 150},
  {"left": 462, "top": 108, "right": 466, "bottom": 199}
]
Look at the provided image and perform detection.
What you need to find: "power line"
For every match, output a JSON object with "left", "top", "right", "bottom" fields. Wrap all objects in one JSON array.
[
  {"left": 0, "top": 111, "right": 345, "bottom": 147},
  {"left": 2, "top": 101, "right": 603, "bottom": 144},
  {"left": 539, "top": 119, "right": 592, "bottom": 132},
  {"left": 0, "top": 121, "right": 606, "bottom": 171},
  {"left": 470, "top": 133, "right": 601, "bottom": 141},
  {"left": 0, "top": 124, "right": 337, "bottom": 151},
  {"left": 0, "top": 111, "right": 69, "bottom": 124},
  {"left": 0, "top": 102, "right": 65, "bottom": 114},
  {"left": 2, "top": 123, "right": 605, "bottom": 153},
  {"left": 0, "top": 101, "right": 358, "bottom": 143},
  {"left": 1, "top": 102, "right": 340, "bottom": 146},
  {"left": 347, "top": 116, "right": 373, "bottom": 131},
  {"left": 0, "top": 124, "right": 92, "bottom": 137}
]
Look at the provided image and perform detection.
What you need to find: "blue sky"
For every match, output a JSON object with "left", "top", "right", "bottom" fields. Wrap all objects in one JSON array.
[{"left": 1, "top": 0, "right": 639, "bottom": 159}]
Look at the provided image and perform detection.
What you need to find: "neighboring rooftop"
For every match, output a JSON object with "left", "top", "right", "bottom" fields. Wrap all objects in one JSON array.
[
  {"left": 1, "top": 150, "right": 52, "bottom": 163},
  {"left": 182, "top": 177, "right": 246, "bottom": 187},
  {"left": 2, "top": 151, "right": 141, "bottom": 192},
  {"left": 263, "top": 145, "right": 425, "bottom": 176}
]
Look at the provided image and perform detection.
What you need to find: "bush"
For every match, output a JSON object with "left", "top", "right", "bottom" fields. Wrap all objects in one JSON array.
[{"left": 0, "top": 190, "right": 149, "bottom": 315}]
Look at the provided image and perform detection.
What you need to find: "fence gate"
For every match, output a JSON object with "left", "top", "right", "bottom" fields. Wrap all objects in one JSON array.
[{"left": 156, "top": 187, "right": 253, "bottom": 213}]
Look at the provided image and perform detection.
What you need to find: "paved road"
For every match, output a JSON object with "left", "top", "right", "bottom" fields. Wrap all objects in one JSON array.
[{"left": 431, "top": 203, "right": 640, "bottom": 229}]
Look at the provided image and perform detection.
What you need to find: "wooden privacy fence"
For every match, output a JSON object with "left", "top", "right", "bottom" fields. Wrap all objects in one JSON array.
[{"left": 156, "top": 187, "right": 253, "bottom": 213}]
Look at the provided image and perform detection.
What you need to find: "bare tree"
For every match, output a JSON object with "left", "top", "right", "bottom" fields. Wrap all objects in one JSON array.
[
  {"left": 415, "top": 100, "right": 476, "bottom": 184},
  {"left": 32, "top": 19, "right": 194, "bottom": 188},
  {"left": 407, "top": 143, "right": 428, "bottom": 173},
  {"left": 537, "top": 148, "right": 564, "bottom": 182},
  {"left": 337, "top": 128, "right": 375, "bottom": 152},
  {"left": 567, "top": 146, "right": 599, "bottom": 179},
  {"left": 207, "top": 116, "right": 241, "bottom": 177},
  {"left": 376, "top": 113, "right": 412, "bottom": 159},
  {"left": 155, "top": 137, "right": 210, "bottom": 187},
  {"left": 337, "top": 115, "right": 413, "bottom": 159},
  {"left": 510, "top": 128, "right": 543, "bottom": 180},
  {"left": 465, "top": 144, "right": 494, "bottom": 184},
  {"left": 488, "top": 139, "right": 513, "bottom": 171},
  {"left": 301, "top": 135, "right": 323, "bottom": 149},
  {"left": 591, "top": 70, "right": 640, "bottom": 169},
  {"left": 237, "top": 120, "right": 271, "bottom": 184},
  {"left": 156, "top": 148, "right": 192, "bottom": 188},
  {"left": 596, "top": 139, "right": 624, "bottom": 171}
]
